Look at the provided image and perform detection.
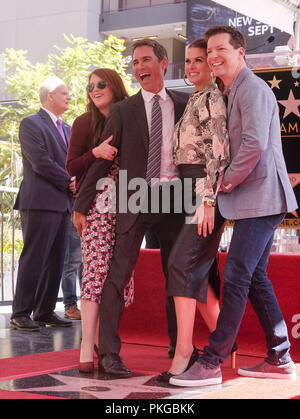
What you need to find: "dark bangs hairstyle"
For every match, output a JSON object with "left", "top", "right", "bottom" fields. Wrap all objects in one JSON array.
[
  {"left": 87, "top": 68, "right": 129, "bottom": 145},
  {"left": 187, "top": 37, "right": 224, "bottom": 92}
]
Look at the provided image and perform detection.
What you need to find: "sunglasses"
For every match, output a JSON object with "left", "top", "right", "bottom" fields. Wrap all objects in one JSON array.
[{"left": 87, "top": 81, "right": 107, "bottom": 93}]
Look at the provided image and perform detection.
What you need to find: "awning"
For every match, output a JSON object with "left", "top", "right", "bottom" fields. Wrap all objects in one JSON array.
[{"left": 213, "top": 0, "right": 299, "bottom": 36}]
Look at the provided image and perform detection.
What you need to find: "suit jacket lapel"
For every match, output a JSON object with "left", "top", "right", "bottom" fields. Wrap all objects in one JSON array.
[
  {"left": 166, "top": 89, "right": 182, "bottom": 123},
  {"left": 132, "top": 91, "right": 149, "bottom": 151},
  {"left": 227, "top": 67, "right": 252, "bottom": 119},
  {"left": 38, "top": 108, "right": 68, "bottom": 152},
  {"left": 133, "top": 88, "right": 185, "bottom": 151},
  {"left": 227, "top": 87, "right": 237, "bottom": 119}
]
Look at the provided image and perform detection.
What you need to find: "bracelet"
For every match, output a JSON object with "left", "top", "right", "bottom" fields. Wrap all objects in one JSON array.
[{"left": 202, "top": 197, "right": 216, "bottom": 207}]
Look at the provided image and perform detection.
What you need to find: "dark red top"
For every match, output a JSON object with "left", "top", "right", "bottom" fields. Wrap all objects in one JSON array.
[{"left": 66, "top": 112, "right": 97, "bottom": 192}]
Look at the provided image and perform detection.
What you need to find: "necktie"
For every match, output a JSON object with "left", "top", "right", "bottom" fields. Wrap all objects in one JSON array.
[
  {"left": 56, "top": 119, "right": 68, "bottom": 147},
  {"left": 146, "top": 95, "right": 162, "bottom": 186}
]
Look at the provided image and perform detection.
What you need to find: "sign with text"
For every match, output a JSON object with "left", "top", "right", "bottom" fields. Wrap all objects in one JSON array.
[
  {"left": 254, "top": 67, "right": 300, "bottom": 227},
  {"left": 187, "top": 0, "right": 291, "bottom": 54}
]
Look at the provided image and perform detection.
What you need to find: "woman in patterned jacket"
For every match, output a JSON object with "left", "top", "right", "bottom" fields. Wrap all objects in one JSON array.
[{"left": 157, "top": 38, "right": 231, "bottom": 383}]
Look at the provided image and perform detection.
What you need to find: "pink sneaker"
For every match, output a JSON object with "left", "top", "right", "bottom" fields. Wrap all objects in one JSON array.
[{"left": 238, "top": 360, "right": 296, "bottom": 380}]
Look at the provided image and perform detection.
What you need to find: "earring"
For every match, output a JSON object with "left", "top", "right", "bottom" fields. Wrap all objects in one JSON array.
[{"left": 184, "top": 74, "right": 194, "bottom": 87}]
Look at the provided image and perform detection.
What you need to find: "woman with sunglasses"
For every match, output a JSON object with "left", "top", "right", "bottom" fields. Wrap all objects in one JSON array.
[{"left": 66, "top": 68, "right": 133, "bottom": 373}]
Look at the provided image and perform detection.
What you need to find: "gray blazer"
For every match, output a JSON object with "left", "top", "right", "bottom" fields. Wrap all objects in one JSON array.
[{"left": 218, "top": 67, "right": 298, "bottom": 220}]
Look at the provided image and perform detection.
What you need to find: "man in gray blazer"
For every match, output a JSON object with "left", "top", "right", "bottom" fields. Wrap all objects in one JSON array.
[{"left": 170, "top": 26, "right": 298, "bottom": 387}]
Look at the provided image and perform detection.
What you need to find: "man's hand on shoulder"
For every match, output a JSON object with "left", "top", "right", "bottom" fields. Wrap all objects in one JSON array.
[{"left": 219, "top": 183, "right": 233, "bottom": 193}]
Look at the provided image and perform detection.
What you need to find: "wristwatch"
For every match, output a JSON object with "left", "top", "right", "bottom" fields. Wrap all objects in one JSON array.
[{"left": 202, "top": 197, "right": 216, "bottom": 207}]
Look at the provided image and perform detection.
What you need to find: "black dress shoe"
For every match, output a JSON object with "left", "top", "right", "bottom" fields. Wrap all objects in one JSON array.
[
  {"left": 10, "top": 316, "right": 40, "bottom": 332},
  {"left": 34, "top": 313, "right": 72, "bottom": 327},
  {"left": 157, "top": 346, "right": 199, "bottom": 383},
  {"left": 99, "top": 353, "right": 132, "bottom": 378}
]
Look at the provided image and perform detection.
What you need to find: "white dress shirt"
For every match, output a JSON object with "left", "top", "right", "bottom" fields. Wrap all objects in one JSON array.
[
  {"left": 41, "top": 107, "right": 63, "bottom": 128},
  {"left": 141, "top": 88, "right": 179, "bottom": 182}
]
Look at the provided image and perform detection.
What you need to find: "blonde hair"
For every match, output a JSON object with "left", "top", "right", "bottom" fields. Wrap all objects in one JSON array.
[{"left": 39, "top": 76, "right": 66, "bottom": 104}]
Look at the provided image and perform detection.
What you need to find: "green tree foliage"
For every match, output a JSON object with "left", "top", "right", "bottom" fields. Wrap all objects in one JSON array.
[
  {"left": 0, "top": 34, "right": 136, "bottom": 186},
  {"left": 1, "top": 34, "right": 134, "bottom": 130},
  {"left": 0, "top": 35, "right": 136, "bottom": 270}
]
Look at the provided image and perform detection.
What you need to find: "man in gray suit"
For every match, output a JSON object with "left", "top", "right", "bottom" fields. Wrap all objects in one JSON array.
[
  {"left": 170, "top": 26, "right": 298, "bottom": 387},
  {"left": 11, "top": 76, "right": 74, "bottom": 331}
]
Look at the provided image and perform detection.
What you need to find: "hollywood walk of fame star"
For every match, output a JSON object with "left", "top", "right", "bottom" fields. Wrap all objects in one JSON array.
[
  {"left": 288, "top": 174, "right": 300, "bottom": 189},
  {"left": 12, "top": 372, "right": 221, "bottom": 399},
  {"left": 268, "top": 75, "right": 282, "bottom": 90},
  {"left": 278, "top": 90, "right": 300, "bottom": 119}
]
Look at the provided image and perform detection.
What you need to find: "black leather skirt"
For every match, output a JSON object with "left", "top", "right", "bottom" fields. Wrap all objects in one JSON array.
[{"left": 167, "top": 164, "right": 225, "bottom": 303}]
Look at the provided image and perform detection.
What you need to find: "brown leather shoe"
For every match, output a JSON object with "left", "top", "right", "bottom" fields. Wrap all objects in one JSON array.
[{"left": 64, "top": 305, "right": 81, "bottom": 320}]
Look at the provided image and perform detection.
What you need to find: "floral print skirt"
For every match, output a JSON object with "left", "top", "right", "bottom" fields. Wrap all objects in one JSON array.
[{"left": 80, "top": 164, "right": 134, "bottom": 307}]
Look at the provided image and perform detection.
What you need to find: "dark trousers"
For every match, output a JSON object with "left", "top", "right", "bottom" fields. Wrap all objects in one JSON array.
[
  {"left": 99, "top": 186, "right": 185, "bottom": 355},
  {"left": 203, "top": 213, "right": 291, "bottom": 367},
  {"left": 12, "top": 210, "right": 70, "bottom": 319},
  {"left": 61, "top": 220, "right": 83, "bottom": 310}
]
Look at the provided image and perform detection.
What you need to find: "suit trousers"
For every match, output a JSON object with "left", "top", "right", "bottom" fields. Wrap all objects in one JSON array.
[
  {"left": 12, "top": 210, "right": 70, "bottom": 319},
  {"left": 99, "top": 185, "right": 185, "bottom": 355}
]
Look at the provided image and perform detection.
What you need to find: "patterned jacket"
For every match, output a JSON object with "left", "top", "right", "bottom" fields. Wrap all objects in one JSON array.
[{"left": 174, "top": 84, "right": 230, "bottom": 199}]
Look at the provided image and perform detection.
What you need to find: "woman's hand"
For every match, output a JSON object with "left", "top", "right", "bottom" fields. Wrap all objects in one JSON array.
[
  {"left": 73, "top": 211, "right": 87, "bottom": 237},
  {"left": 191, "top": 203, "right": 215, "bottom": 237},
  {"left": 92, "top": 135, "right": 118, "bottom": 160}
]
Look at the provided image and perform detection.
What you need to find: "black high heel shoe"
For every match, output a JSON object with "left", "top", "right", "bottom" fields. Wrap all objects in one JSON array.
[{"left": 157, "top": 346, "right": 199, "bottom": 383}]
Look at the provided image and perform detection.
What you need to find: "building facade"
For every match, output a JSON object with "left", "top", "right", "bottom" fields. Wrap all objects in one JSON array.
[{"left": 0, "top": 0, "right": 188, "bottom": 103}]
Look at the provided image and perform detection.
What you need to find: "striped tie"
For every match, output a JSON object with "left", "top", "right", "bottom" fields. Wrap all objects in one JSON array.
[{"left": 146, "top": 95, "right": 162, "bottom": 186}]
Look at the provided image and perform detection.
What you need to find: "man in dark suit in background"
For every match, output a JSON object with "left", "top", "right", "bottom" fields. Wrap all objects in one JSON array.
[
  {"left": 73, "top": 39, "right": 189, "bottom": 376},
  {"left": 11, "top": 76, "right": 75, "bottom": 331}
]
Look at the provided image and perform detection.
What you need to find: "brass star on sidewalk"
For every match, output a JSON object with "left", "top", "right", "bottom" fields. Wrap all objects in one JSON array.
[
  {"left": 289, "top": 174, "right": 300, "bottom": 189},
  {"left": 278, "top": 90, "right": 300, "bottom": 119},
  {"left": 268, "top": 75, "right": 282, "bottom": 90}
]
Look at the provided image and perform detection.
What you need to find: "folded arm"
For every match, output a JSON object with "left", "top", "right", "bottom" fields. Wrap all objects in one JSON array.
[
  {"left": 194, "top": 91, "right": 230, "bottom": 236},
  {"left": 73, "top": 108, "right": 122, "bottom": 235}
]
